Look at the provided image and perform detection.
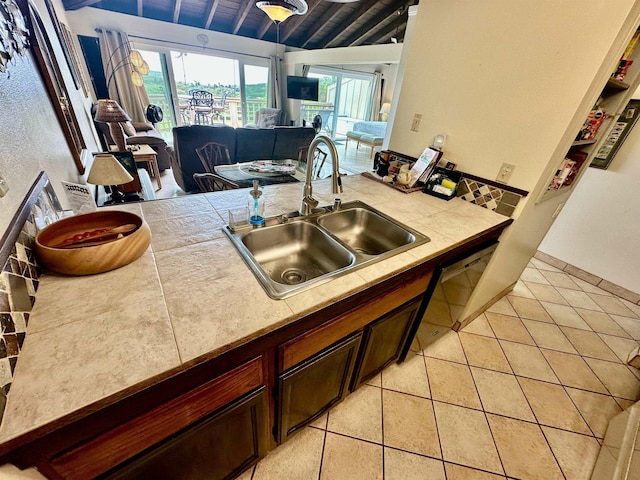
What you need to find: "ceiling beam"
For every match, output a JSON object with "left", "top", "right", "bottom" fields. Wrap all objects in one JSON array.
[
  {"left": 300, "top": 3, "right": 343, "bottom": 49},
  {"left": 345, "top": 0, "right": 412, "bottom": 47},
  {"left": 362, "top": 16, "right": 406, "bottom": 46},
  {"left": 279, "top": 0, "right": 322, "bottom": 43},
  {"left": 172, "top": 0, "right": 182, "bottom": 23},
  {"left": 204, "top": 0, "right": 222, "bottom": 30},
  {"left": 232, "top": 0, "right": 254, "bottom": 35},
  {"left": 257, "top": 17, "right": 273, "bottom": 40},
  {"left": 62, "top": 0, "right": 101, "bottom": 10},
  {"left": 318, "top": 0, "right": 379, "bottom": 49}
]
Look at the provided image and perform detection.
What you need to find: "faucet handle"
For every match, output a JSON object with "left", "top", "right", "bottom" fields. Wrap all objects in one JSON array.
[{"left": 300, "top": 195, "right": 319, "bottom": 215}]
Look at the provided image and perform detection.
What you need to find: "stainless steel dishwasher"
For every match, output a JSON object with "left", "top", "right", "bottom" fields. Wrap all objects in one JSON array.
[{"left": 418, "top": 241, "right": 499, "bottom": 347}]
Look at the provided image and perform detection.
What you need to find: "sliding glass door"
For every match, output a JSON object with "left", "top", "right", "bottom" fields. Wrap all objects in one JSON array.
[
  {"left": 301, "top": 68, "right": 375, "bottom": 140},
  {"left": 137, "top": 46, "right": 270, "bottom": 137}
]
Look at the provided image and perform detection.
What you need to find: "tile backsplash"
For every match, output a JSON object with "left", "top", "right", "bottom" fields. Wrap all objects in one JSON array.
[
  {"left": 457, "top": 176, "right": 524, "bottom": 217},
  {"left": 0, "top": 173, "right": 63, "bottom": 416}
]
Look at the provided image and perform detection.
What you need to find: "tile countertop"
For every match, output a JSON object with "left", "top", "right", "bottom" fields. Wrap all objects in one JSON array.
[{"left": 0, "top": 175, "right": 511, "bottom": 445}]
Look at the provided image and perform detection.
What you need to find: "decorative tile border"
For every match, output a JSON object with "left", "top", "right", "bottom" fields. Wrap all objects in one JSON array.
[
  {"left": 0, "top": 173, "right": 63, "bottom": 418},
  {"left": 457, "top": 176, "right": 526, "bottom": 217}
]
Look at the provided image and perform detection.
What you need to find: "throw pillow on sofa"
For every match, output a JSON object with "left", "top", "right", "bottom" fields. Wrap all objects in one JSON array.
[
  {"left": 122, "top": 121, "right": 136, "bottom": 137},
  {"left": 258, "top": 113, "right": 280, "bottom": 128}
]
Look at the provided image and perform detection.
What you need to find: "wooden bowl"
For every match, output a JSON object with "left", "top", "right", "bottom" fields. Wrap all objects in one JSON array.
[{"left": 35, "top": 210, "right": 151, "bottom": 275}]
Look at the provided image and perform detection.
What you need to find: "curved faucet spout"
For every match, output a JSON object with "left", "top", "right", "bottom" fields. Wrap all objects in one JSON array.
[{"left": 300, "top": 135, "right": 343, "bottom": 216}]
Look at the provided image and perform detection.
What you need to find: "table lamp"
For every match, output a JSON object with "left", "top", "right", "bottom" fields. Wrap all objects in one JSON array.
[
  {"left": 87, "top": 153, "right": 134, "bottom": 204},
  {"left": 94, "top": 99, "right": 131, "bottom": 152},
  {"left": 379, "top": 102, "right": 391, "bottom": 122}
]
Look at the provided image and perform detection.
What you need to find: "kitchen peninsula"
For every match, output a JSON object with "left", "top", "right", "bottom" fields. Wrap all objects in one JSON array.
[{"left": 0, "top": 175, "right": 511, "bottom": 478}]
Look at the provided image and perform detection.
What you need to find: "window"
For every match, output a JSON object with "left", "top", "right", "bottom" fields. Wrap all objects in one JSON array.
[{"left": 301, "top": 68, "right": 375, "bottom": 140}]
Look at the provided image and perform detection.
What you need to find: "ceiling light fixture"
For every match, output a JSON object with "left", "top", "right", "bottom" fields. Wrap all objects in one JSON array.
[{"left": 256, "top": 0, "right": 308, "bottom": 24}]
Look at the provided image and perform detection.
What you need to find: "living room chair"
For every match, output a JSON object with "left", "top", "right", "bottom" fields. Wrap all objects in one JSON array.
[
  {"left": 192, "top": 173, "right": 239, "bottom": 192},
  {"left": 195, "top": 141, "right": 232, "bottom": 173}
]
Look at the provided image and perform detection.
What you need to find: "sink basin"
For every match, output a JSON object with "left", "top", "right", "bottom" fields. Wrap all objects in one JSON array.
[
  {"left": 241, "top": 222, "right": 354, "bottom": 286},
  {"left": 224, "top": 200, "right": 430, "bottom": 299},
  {"left": 317, "top": 207, "right": 415, "bottom": 255}
]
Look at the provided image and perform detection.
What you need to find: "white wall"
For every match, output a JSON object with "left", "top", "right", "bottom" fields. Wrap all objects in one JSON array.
[
  {"left": 0, "top": 0, "right": 100, "bottom": 237},
  {"left": 390, "top": 0, "right": 640, "bottom": 319},
  {"left": 540, "top": 114, "right": 640, "bottom": 295}
]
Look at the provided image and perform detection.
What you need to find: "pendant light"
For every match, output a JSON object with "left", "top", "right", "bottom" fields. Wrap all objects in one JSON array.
[{"left": 256, "top": 0, "right": 308, "bottom": 24}]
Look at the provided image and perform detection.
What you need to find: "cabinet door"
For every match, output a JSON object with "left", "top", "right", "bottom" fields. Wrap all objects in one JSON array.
[
  {"left": 277, "top": 332, "right": 362, "bottom": 443},
  {"left": 351, "top": 298, "right": 421, "bottom": 390},
  {"left": 50, "top": 357, "right": 265, "bottom": 479},
  {"left": 102, "top": 387, "right": 268, "bottom": 480}
]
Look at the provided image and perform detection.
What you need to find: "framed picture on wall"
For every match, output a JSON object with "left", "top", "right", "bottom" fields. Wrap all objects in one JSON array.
[
  {"left": 41, "top": 0, "right": 80, "bottom": 91},
  {"left": 591, "top": 99, "right": 640, "bottom": 169},
  {"left": 22, "top": 0, "right": 86, "bottom": 174}
]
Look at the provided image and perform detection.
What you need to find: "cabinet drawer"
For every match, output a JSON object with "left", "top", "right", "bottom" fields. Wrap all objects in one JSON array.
[
  {"left": 279, "top": 270, "right": 432, "bottom": 371},
  {"left": 50, "top": 356, "right": 265, "bottom": 480}
]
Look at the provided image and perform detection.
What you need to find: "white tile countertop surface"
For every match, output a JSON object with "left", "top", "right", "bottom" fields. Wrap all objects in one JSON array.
[{"left": 0, "top": 175, "right": 511, "bottom": 444}]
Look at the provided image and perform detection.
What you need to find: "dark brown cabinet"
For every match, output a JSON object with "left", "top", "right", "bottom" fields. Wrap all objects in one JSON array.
[
  {"left": 277, "top": 333, "right": 362, "bottom": 443},
  {"left": 103, "top": 387, "right": 268, "bottom": 480},
  {"left": 48, "top": 357, "right": 267, "bottom": 480},
  {"left": 351, "top": 297, "right": 422, "bottom": 390}
]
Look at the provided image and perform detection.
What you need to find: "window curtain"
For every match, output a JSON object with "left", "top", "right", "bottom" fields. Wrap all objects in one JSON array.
[
  {"left": 270, "top": 55, "right": 285, "bottom": 109},
  {"left": 370, "top": 72, "right": 383, "bottom": 121},
  {"left": 98, "top": 29, "right": 149, "bottom": 123}
]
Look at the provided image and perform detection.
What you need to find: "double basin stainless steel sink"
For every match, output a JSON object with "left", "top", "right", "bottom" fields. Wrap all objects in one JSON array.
[{"left": 223, "top": 200, "right": 430, "bottom": 299}]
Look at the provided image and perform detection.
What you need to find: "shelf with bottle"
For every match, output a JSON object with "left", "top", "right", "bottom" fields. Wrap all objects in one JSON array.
[{"left": 538, "top": 26, "right": 640, "bottom": 203}]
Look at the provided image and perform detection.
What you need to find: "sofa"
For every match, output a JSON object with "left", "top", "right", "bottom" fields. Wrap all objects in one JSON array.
[
  {"left": 345, "top": 121, "right": 388, "bottom": 158},
  {"left": 172, "top": 125, "right": 316, "bottom": 192}
]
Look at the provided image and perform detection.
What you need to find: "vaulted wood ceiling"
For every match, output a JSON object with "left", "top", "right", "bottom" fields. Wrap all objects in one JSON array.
[{"left": 61, "top": 0, "right": 416, "bottom": 49}]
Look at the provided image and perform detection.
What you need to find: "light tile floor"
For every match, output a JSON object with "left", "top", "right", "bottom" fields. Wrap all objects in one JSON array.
[{"left": 238, "top": 257, "right": 640, "bottom": 480}]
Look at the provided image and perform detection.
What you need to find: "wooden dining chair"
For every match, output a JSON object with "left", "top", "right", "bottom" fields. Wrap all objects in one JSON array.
[
  {"left": 193, "top": 173, "right": 239, "bottom": 192},
  {"left": 195, "top": 142, "right": 232, "bottom": 173}
]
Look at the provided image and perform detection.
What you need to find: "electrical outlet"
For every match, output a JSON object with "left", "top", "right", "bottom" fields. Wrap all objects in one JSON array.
[
  {"left": 496, "top": 163, "right": 516, "bottom": 184},
  {"left": 0, "top": 175, "right": 8, "bottom": 198},
  {"left": 411, "top": 114, "right": 422, "bottom": 132}
]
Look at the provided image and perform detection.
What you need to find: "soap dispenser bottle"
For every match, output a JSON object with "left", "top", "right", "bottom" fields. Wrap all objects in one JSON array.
[{"left": 248, "top": 180, "right": 265, "bottom": 226}]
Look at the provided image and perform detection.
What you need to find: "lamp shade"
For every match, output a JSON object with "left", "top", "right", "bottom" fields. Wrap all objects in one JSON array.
[
  {"left": 256, "top": 0, "right": 308, "bottom": 23},
  {"left": 93, "top": 99, "right": 131, "bottom": 123},
  {"left": 130, "top": 70, "right": 144, "bottom": 87},
  {"left": 87, "top": 154, "right": 134, "bottom": 186},
  {"left": 136, "top": 60, "right": 150, "bottom": 75},
  {"left": 129, "top": 49, "right": 144, "bottom": 68},
  {"left": 379, "top": 102, "right": 391, "bottom": 115}
]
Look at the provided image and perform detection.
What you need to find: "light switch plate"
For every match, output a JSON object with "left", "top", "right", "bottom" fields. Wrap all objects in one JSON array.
[
  {"left": 411, "top": 114, "right": 422, "bottom": 132},
  {"left": 496, "top": 163, "right": 516, "bottom": 184}
]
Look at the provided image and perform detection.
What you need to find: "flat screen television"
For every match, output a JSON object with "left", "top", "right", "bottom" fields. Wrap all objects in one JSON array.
[{"left": 286, "top": 76, "right": 319, "bottom": 101}]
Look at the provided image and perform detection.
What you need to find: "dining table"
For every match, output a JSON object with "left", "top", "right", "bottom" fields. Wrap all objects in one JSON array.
[{"left": 214, "top": 160, "right": 304, "bottom": 188}]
